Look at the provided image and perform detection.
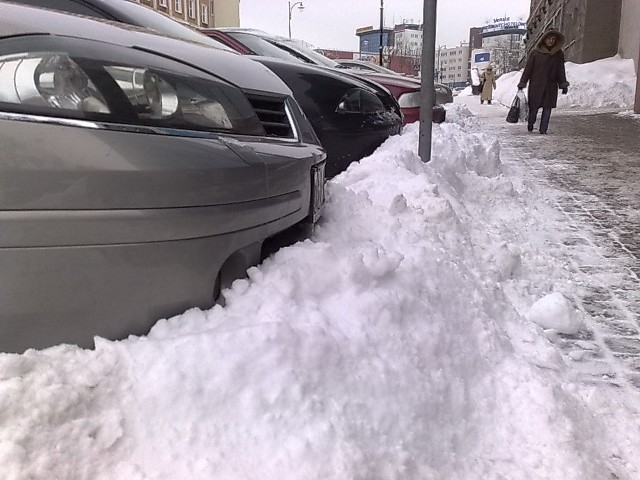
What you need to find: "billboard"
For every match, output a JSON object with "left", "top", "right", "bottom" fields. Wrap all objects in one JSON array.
[
  {"left": 470, "top": 49, "right": 491, "bottom": 87},
  {"left": 474, "top": 52, "right": 491, "bottom": 63},
  {"left": 482, "top": 16, "right": 527, "bottom": 34},
  {"left": 356, "top": 25, "right": 374, "bottom": 34}
]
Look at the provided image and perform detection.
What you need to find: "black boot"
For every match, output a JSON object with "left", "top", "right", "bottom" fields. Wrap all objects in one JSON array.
[{"left": 487, "top": 100, "right": 492, "bottom": 104}]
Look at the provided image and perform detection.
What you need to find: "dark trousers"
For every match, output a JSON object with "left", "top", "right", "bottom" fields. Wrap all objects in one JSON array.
[{"left": 528, "top": 104, "right": 552, "bottom": 133}]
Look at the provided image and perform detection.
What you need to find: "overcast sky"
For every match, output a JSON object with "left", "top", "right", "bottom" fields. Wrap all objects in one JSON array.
[{"left": 239, "top": 0, "right": 531, "bottom": 51}]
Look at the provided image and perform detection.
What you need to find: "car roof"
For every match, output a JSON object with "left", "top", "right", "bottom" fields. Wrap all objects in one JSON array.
[{"left": 0, "top": 1, "right": 292, "bottom": 95}]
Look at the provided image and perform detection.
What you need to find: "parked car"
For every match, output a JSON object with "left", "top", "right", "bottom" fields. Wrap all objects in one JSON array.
[
  {"left": 0, "top": 2, "right": 326, "bottom": 352},
  {"left": 336, "top": 59, "right": 454, "bottom": 105},
  {"left": 251, "top": 57, "right": 403, "bottom": 177},
  {"left": 210, "top": 29, "right": 447, "bottom": 124},
  {"left": 13, "top": 0, "right": 403, "bottom": 179},
  {"left": 272, "top": 36, "right": 455, "bottom": 106}
]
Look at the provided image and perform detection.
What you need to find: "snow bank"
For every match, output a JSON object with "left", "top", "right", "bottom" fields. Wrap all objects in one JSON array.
[
  {"left": 1, "top": 99, "right": 639, "bottom": 480},
  {"left": 494, "top": 55, "right": 637, "bottom": 110}
]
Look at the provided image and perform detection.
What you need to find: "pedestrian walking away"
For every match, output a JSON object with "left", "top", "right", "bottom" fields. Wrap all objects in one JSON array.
[
  {"left": 480, "top": 65, "right": 497, "bottom": 104},
  {"left": 517, "top": 29, "right": 569, "bottom": 134}
]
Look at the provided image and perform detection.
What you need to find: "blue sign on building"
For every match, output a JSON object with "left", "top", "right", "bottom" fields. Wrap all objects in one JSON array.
[{"left": 474, "top": 52, "right": 491, "bottom": 63}]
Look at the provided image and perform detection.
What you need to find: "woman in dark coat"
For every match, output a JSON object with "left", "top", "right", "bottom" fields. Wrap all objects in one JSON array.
[{"left": 517, "top": 29, "right": 570, "bottom": 134}]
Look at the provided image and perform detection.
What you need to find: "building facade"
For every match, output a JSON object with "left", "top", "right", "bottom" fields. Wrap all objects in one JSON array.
[
  {"left": 618, "top": 0, "right": 640, "bottom": 113},
  {"left": 392, "top": 24, "right": 423, "bottom": 57},
  {"left": 135, "top": 0, "right": 239, "bottom": 28},
  {"left": 436, "top": 45, "right": 470, "bottom": 87},
  {"left": 315, "top": 49, "right": 355, "bottom": 60},
  {"left": 524, "top": 0, "right": 622, "bottom": 64},
  {"left": 355, "top": 25, "right": 393, "bottom": 64},
  {"left": 618, "top": 0, "right": 640, "bottom": 68},
  {"left": 385, "top": 23, "right": 422, "bottom": 75}
]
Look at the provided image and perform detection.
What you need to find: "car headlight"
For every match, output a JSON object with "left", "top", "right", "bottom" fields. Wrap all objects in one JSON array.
[
  {"left": 397, "top": 91, "right": 421, "bottom": 108},
  {"left": 0, "top": 36, "right": 265, "bottom": 136},
  {"left": 335, "top": 87, "right": 385, "bottom": 114}
]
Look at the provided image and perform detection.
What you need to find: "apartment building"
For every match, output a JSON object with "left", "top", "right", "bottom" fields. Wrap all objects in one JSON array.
[
  {"left": 436, "top": 45, "right": 470, "bottom": 88},
  {"left": 393, "top": 24, "right": 423, "bottom": 57}
]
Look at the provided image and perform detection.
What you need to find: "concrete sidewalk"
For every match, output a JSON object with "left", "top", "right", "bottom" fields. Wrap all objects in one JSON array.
[{"left": 460, "top": 97, "right": 640, "bottom": 386}]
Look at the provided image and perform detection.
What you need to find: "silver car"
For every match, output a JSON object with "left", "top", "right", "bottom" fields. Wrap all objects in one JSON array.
[{"left": 0, "top": 3, "right": 326, "bottom": 353}]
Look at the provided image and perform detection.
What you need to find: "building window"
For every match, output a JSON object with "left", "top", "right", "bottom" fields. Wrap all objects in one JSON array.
[
  {"left": 188, "top": 0, "right": 196, "bottom": 18},
  {"left": 201, "top": 3, "right": 209, "bottom": 23},
  {"left": 158, "top": 0, "right": 167, "bottom": 5},
  {"left": 174, "top": 0, "right": 182, "bottom": 13}
]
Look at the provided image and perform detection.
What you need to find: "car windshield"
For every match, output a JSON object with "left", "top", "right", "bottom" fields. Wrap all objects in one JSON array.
[
  {"left": 271, "top": 38, "right": 340, "bottom": 68},
  {"left": 110, "top": 0, "right": 234, "bottom": 52},
  {"left": 224, "top": 32, "right": 304, "bottom": 62}
]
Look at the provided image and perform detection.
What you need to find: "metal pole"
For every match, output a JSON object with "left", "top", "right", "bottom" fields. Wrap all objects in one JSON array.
[
  {"left": 418, "top": 0, "right": 437, "bottom": 163},
  {"left": 379, "top": 0, "right": 384, "bottom": 66},
  {"left": 288, "top": 1, "right": 292, "bottom": 39}
]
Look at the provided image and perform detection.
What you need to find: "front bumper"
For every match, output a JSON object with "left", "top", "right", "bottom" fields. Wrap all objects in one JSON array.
[{"left": 0, "top": 119, "right": 325, "bottom": 353}]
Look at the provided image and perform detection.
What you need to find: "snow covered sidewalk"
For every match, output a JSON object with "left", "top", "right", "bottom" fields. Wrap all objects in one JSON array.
[
  {"left": 0, "top": 57, "right": 639, "bottom": 480},
  {"left": 459, "top": 58, "right": 640, "bottom": 388}
]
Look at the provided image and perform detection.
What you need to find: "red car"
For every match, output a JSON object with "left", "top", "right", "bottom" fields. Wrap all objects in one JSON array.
[
  {"left": 201, "top": 28, "right": 445, "bottom": 125},
  {"left": 355, "top": 72, "right": 445, "bottom": 124}
]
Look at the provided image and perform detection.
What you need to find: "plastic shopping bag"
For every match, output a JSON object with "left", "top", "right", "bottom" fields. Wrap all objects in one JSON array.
[
  {"left": 516, "top": 90, "right": 528, "bottom": 122},
  {"left": 506, "top": 90, "right": 529, "bottom": 123}
]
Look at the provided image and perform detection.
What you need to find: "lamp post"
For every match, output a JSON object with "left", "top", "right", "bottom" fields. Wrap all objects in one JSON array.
[{"left": 288, "top": 1, "right": 304, "bottom": 39}]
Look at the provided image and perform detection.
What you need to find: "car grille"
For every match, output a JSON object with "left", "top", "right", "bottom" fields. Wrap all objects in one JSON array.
[{"left": 246, "top": 95, "right": 294, "bottom": 139}]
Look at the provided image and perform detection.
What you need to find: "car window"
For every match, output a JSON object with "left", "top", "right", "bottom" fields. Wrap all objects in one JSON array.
[
  {"left": 8, "top": 0, "right": 107, "bottom": 18},
  {"left": 225, "top": 32, "right": 304, "bottom": 63}
]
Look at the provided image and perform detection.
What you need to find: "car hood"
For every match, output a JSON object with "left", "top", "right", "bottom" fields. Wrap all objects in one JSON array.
[{"left": 0, "top": 2, "right": 292, "bottom": 96}]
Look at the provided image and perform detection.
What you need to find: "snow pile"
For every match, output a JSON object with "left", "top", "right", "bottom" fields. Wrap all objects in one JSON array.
[
  {"left": 456, "top": 85, "right": 474, "bottom": 97},
  {"left": 527, "top": 292, "right": 584, "bottom": 335},
  {"left": 494, "top": 55, "right": 637, "bottom": 110},
  {"left": 618, "top": 110, "right": 640, "bottom": 121},
  {"left": 1, "top": 102, "right": 640, "bottom": 480},
  {"left": 444, "top": 102, "right": 479, "bottom": 129}
]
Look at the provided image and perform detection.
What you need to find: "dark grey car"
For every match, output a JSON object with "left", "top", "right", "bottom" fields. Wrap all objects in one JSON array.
[{"left": 0, "top": 3, "right": 326, "bottom": 353}]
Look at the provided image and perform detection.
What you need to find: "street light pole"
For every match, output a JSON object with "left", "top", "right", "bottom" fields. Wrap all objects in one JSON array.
[
  {"left": 288, "top": 1, "right": 304, "bottom": 39},
  {"left": 418, "top": 0, "right": 437, "bottom": 163}
]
